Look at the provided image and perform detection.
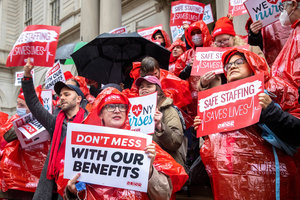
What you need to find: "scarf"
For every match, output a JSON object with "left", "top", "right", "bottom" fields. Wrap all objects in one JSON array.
[{"left": 46, "top": 107, "right": 85, "bottom": 180}]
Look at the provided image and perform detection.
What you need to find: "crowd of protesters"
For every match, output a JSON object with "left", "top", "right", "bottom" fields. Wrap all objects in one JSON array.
[{"left": 0, "top": 0, "right": 300, "bottom": 199}]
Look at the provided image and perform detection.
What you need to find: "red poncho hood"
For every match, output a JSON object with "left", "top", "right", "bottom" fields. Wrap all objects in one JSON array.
[
  {"left": 84, "top": 87, "right": 131, "bottom": 129},
  {"left": 185, "top": 20, "right": 213, "bottom": 49},
  {"left": 151, "top": 29, "right": 172, "bottom": 48}
]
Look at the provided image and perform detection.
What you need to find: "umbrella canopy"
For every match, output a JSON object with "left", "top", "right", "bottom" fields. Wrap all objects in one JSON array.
[
  {"left": 71, "top": 32, "right": 170, "bottom": 84},
  {"left": 55, "top": 42, "right": 87, "bottom": 64}
]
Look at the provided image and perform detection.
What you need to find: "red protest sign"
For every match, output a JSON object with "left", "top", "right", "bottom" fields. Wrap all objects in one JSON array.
[
  {"left": 197, "top": 73, "right": 264, "bottom": 137},
  {"left": 137, "top": 24, "right": 163, "bottom": 41},
  {"left": 169, "top": 0, "right": 205, "bottom": 41},
  {"left": 71, "top": 131, "right": 147, "bottom": 151},
  {"left": 6, "top": 25, "right": 60, "bottom": 67},
  {"left": 191, "top": 47, "right": 227, "bottom": 76},
  {"left": 228, "top": 0, "right": 248, "bottom": 16},
  {"left": 191, "top": 45, "right": 250, "bottom": 76}
]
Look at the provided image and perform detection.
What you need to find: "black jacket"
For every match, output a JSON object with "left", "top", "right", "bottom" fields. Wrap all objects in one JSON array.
[
  {"left": 260, "top": 101, "right": 300, "bottom": 146},
  {"left": 22, "top": 78, "right": 88, "bottom": 200}
]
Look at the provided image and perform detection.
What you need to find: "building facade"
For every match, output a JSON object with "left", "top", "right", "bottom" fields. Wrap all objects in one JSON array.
[{"left": 0, "top": 0, "right": 249, "bottom": 115}]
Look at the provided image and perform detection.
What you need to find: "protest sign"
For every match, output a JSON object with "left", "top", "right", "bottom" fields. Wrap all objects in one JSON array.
[
  {"left": 41, "top": 89, "right": 53, "bottom": 114},
  {"left": 137, "top": 24, "right": 163, "bottom": 41},
  {"left": 128, "top": 92, "right": 157, "bottom": 134},
  {"left": 203, "top": 4, "right": 214, "bottom": 25},
  {"left": 109, "top": 26, "right": 128, "bottom": 34},
  {"left": 169, "top": 0, "right": 205, "bottom": 41},
  {"left": 44, "top": 61, "right": 66, "bottom": 90},
  {"left": 64, "top": 123, "right": 152, "bottom": 192},
  {"left": 6, "top": 25, "right": 60, "bottom": 67},
  {"left": 13, "top": 113, "right": 50, "bottom": 148},
  {"left": 244, "top": 0, "right": 283, "bottom": 27},
  {"left": 228, "top": 0, "right": 248, "bottom": 16},
  {"left": 197, "top": 73, "right": 264, "bottom": 137},
  {"left": 15, "top": 70, "right": 34, "bottom": 86},
  {"left": 191, "top": 47, "right": 228, "bottom": 76}
]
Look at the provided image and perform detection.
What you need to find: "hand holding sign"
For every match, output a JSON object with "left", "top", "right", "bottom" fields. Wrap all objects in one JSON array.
[
  {"left": 154, "top": 109, "right": 163, "bottom": 132},
  {"left": 200, "top": 71, "right": 216, "bottom": 88},
  {"left": 24, "top": 58, "right": 34, "bottom": 77},
  {"left": 193, "top": 115, "right": 202, "bottom": 130},
  {"left": 144, "top": 143, "right": 156, "bottom": 176},
  {"left": 250, "top": 20, "right": 263, "bottom": 34},
  {"left": 258, "top": 93, "right": 272, "bottom": 109},
  {"left": 67, "top": 173, "right": 81, "bottom": 194}
]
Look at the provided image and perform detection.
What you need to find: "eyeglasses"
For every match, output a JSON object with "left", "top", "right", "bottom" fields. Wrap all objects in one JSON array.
[
  {"left": 104, "top": 104, "right": 128, "bottom": 112},
  {"left": 215, "top": 37, "right": 231, "bottom": 46},
  {"left": 224, "top": 58, "right": 246, "bottom": 72}
]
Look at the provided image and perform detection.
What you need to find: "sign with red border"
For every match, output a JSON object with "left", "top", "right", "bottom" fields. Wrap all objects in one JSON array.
[
  {"left": 197, "top": 73, "right": 264, "bottom": 137},
  {"left": 64, "top": 123, "right": 152, "bottom": 192},
  {"left": 6, "top": 25, "right": 60, "bottom": 67}
]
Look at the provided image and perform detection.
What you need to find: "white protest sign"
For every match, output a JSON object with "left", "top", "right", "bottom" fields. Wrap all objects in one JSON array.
[
  {"left": 13, "top": 113, "right": 50, "bottom": 148},
  {"left": 203, "top": 4, "right": 214, "bottom": 25},
  {"left": 128, "top": 92, "right": 157, "bottom": 134},
  {"left": 44, "top": 61, "right": 65, "bottom": 90},
  {"left": 109, "top": 26, "right": 128, "bottom": 34},
  {"left": 64, "top": 123, "right": 152, "bottom": 192},
  {"left": 41, "top": 89, "right": 53, "bottom": 114},
  {"left": 137, "top": 25, "right": 163, "bottom": 41},
  {"left": 244, "top": 0, "right": 283, "bottom": 27},
  {"left": 15, "top": 70, "right": 34, "bottom": 86}
]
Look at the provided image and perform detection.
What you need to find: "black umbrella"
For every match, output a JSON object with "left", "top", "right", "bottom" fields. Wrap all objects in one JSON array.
[{"left": 71, "top": 32, "right": 170, "bottom": 84}]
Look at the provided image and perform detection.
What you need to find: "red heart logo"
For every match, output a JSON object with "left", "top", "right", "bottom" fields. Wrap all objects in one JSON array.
[
  {"left": 267, "top": 0, "right": 278, "bottom": 4},
  {"left": 132, "top": 104, "right": 142, "bottom": 117}
]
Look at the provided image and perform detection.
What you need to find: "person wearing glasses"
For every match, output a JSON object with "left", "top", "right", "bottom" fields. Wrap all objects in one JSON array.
[
  {"left": 194, "top": 48, "right": 300, "bottom": 199},
  {"left": 63, "top": 87, "right": 188, "bottom": 200},
  {"left": 198, "top": 16, "right": 267, "bottom": 92}
]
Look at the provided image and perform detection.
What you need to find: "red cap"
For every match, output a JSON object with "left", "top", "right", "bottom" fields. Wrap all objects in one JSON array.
[
  {"left": 98, "top": 94, "right": 128, "bottom": 115},
  {"left": 212, "top": 17, "right": 236, "bottom": 39}
]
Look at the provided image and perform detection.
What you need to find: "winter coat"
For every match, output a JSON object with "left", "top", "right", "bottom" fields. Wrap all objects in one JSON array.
[
  {"left": 272, "top": 19, "right": 300, "bottom": 89},
  {"left": 200, "top": 48, "right": 300, "bottom": 200},
  {"left": 21, "top": 78, "right": 88, "bottom": 200},
  {"left": 153, "top": 97, "right": 186, "bottom": 168},
  {"left": 60, "top": 87, "right": 188, "bottom": 200}
]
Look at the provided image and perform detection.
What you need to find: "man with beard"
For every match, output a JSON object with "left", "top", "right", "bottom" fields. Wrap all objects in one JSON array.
[{"left": 21, "top": 59, "right": 88, "bottom": 200}]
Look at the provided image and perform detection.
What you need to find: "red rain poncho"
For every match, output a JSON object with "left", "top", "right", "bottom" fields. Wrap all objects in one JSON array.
[
  {"left": 0, "top": 86, "right": 50, "bottom": 193},
  {"left": 123, "top": 62, "right": 192, "bottom": 109},
  {"left": 151, "top": 29, "right": 171, "bottom": 48},
  {"left": 56, "top": 87, "right": 188, "bottom": 199},
  {"left": 168, "top": 39, "right": 186, "bottom": 73},
  {"left": 272, "top": 19, "right": 300, "bottom": 89},
  {"left": 174, "top": 20, "right": 213, "bottom": 119},
  {"left": 200, "top": 48, "right": 300, "bottom": 200}
]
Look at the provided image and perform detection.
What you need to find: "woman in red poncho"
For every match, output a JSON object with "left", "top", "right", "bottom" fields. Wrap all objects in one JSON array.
[
  {"left": 195, "top": 48, "right": 300, "bottom": 200},
  {"left": 0, "top": 87, "right": 50, "bottom": 199},
  {"left": 60, "top": 87, "right": 188, "bottom": 200},
  {"left": 168, "top": 39, "right": 186, "bottom": 73}
]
